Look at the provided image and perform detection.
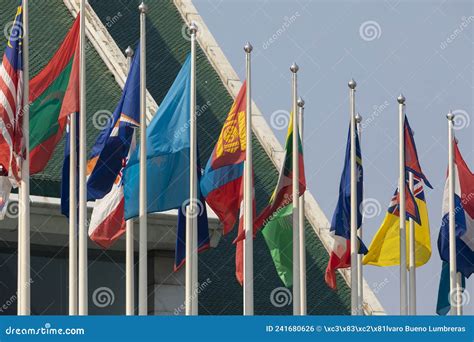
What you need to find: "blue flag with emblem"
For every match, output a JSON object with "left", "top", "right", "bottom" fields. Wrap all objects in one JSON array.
[
  {"left": 123, "top": 55, "right": 191, "bottom": 219},
  {"left": 86, "top": 44, "right": 141, "bottom": 201}
]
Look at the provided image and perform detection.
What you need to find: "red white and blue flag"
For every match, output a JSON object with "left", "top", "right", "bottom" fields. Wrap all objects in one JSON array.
[{"left": 0, "top": 3, "right": 24, "bottom": 218}]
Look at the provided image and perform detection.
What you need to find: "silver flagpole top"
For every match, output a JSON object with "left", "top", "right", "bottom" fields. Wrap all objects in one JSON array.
[
  {"left": 348, "top": 78, "right": 357, "bottom": 89},
  {"left": 125, "top": 46, "right": 134, "bottom": 58},
  {"left": 244, "top": 42, "right": 253, "bottom": 53},
  {"left": 138, "top": 2, "right": 148, "bottom": 13},
  {"left": 189, "top": 21, "right": 198, "bottom": 34},
  {"left": 355, "top": 113, "right": 362, "bottom": 123},
  {"left": 290, "top": 62, "right": 299, "bottom": 73},
  {"left": 447, "top": 110, "right": 455, "bottom": 121},
  {"left": 297, "top": 97, "right": 305, "bottom": 108},
  {"left": 397, "top": 94, "right": 406, "bottom": 104}
]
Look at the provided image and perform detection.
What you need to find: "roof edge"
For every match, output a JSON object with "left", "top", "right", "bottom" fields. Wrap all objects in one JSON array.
[{"left": 174, "top": 0, "right": 385, "bottom": 315}]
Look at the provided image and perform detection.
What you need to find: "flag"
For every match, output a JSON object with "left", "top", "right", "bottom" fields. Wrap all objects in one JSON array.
[
  {"left": 200, "top": 82, "right": 250, "bottom": 284},
  {"left": 325, "top": 125, "right": 366, "bottom": 290},
  {"left": 29, "top": 16, "right": 80, "bottom": 174},
  {"left": 174, "top": 168, "right": 210, "bottom": 270},
  {"left": 436, "top": 261, "right": 466, "bottom": 315},
  {"left": 363, "top": 116, "right": 432, "bottom": 268},
  {"left": 87, "top": 45, "right": 140, "bottom": 201},
  {"left": 86, "top": 47, "right": 141, "bottom": 248},
  {"left": 437, "top": 140, "right": 474, "bottom": 278},
  {"left": 60, "top": 115, "right": 78, "bottom": 217},
  {"left": 0, "top": 3, "right": 24, "bottom": 217},
  {"left": 123, "top": 55, "right": 191, "bottom": 219},
  {"left": 255, "top": 116, "right": 306, "bottom": 287}
]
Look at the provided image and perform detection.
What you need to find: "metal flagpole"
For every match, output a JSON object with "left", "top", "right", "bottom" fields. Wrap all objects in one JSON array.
[
  {"left": 69, "top": 115, "right": 78, "bottom": 316},
  {"left": 125, "top": 46, "right": 135, "bottom": 316},
  {"left": 290, "top": 63, "right": 300, "bottom": 316},
  {"left": 408, "top": 170, "right": 416, "bottom": 315},
  {"left": 186, "top": 22, "right": 198, "bottom": 316},
  {"left": 190, "top": 22, "right": 199, "bottom": 316},
  {"left": 19, "top": 0, "right": 30, "bottom": 316},
  {"left": 297, "top": 97, "right": 306, "bottom": 315},
  {"left": 138, "top": 2, "right": 148, "bottom": 316},
  {"left": 348, "top": 79, "right": 358, "bottom": 316},
  {"left": 456, "top": 272, "right": 463, "bottom": 315},
  {"left": 446, "top": 111, "right": 460, "bottom": 316},
  {"left": 78, "top": 0, "right": 88, "bottom": 315},
  {"left": 355, "top": 112, "right": 363, "bottom": 315},
  {"left": 397, "top": 94, "right": 407, "bottom": 316},
  {"left": 243, "top": 42, "right": 254, "bottom": 316}
]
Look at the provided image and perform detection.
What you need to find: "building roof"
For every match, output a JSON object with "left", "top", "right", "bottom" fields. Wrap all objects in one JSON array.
[{"left": 0, "top": 0, "right": 384, "bottom": 315}]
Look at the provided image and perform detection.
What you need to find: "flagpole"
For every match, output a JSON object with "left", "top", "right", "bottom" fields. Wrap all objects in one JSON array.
[
  {"left": 398, "top": 94, "right": 407, "bottom": 316},
  {"left": 68, "top": 114, "right": 78, "bottom": 316},
  {"left": 355, "top": 112, "right": 363, "bottom": 315},
  {"left": 297, "top": 97, "right": 306, "bottom": 315},
  {"left": 243, "top": 42, "right": 254, "bottom": 316},
  {"left": 19, "top": 0, "right": 30, "bottom": 316},
  {"left": 446, "top": 111, "right": 460, "bottom": 316},
  {"left": 408, "top": 170, "right": 416, "bottom": 315},
  {"left": 125, "top": 45, "right": 135, "bottom": 316},
  {"left": 78, "top": 0, "right": 88, "bottom": 315},
  {"left": 348, "top": 79, "right": 358, "bottom": 316},
  {"left": 290, "top": 63, "right": 301, "bottom": 316},
  {"left": 138, "top": 2, "right": 148, "bottom": 316},
  {"left": 190, "top": 22, "right": 199, "bottom": 316}
]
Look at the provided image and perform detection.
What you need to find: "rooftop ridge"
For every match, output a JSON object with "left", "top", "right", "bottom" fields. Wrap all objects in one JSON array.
[{"left": 173, "top": 0, "right": 385, "bottom": 315}]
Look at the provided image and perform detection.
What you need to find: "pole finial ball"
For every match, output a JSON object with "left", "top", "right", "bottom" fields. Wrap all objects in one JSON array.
[
  {"left": 138, "top": 2, "right": 148, "bottom": 13},
  {"left": 297, "top": 97, "right": 305, "bottom": 108},
  {"left": 189, "top": 22, "right": 198, "bottom": 34},
  {"left": 397, "top": 94, "right": 406, "bottom": 104},
  {"left": 447, "top": 111, "right": 455, "bottom": 121},
  {"left": 355, "top": 113, "right": 362, "bottom": 123},
  {"left": 290, "top": 62, "right": 299, "bottom": 73},
  {"left": 348, "top": 79, "right": 357, "bottom": 89},
  {"left": 125, "top": 46, "right": 134, "bottom": 57},
  {"left": 244, "top": 42, "right": 253, "bottom": 53}
]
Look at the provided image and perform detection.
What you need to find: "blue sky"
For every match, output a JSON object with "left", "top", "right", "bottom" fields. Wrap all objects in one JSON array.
[{"left": 194, "top": 0, "right": 473, "bottom": 315}]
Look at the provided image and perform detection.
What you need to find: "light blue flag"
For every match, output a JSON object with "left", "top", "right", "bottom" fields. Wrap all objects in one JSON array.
[{"left": 123, "top": 55, "right": 191, "bottom": 219}]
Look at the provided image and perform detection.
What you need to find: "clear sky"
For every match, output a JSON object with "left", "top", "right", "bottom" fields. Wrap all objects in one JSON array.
[{"left": 194, "top": 0, "right": 473, "bottom": 315}]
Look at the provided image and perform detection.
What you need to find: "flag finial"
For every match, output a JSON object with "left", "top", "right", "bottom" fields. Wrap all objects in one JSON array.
[
  {"left": 446, "top": 111, "right": 455, "bottom": 121},
  {"left": 348, "top": 78, "right": 357, "bottom": 89},
  {"left": 189, "top": 21, "right": 198, "bottom": 34},
  {"left": 244, "top": 42, "right": 253, "bottom": 53},
  {"left": 355, "top": 113, "right": 362, "bottom": 123},
  {"left": 138, "top": 2, "right": 148, "bottom": 13},
  {"left": 290, "top": 62, "right": 299, "bottom": 73},
  {"left": 297, "top": 97, "right": 305, "bottom": 108},
  {"left": 125, "top": 46, "right": 134, "bottom": 58},
  {"left": 397, "top": 94, "right": 406, "bottom": 104}
]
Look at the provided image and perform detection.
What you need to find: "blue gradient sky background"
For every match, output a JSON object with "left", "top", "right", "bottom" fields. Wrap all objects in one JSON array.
[{"left": 194, "top": 0, "right": 473, "bottom": 315}]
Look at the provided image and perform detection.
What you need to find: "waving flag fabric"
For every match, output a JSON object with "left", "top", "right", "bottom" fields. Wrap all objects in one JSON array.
[
  {"left": 437, "top": 141, "right": 474, "bottom": 278},
  {"left": 436, "top": 261, "right": 466, "bottom": 315},
  {"left": 124, "top": 55, "right": 191, "bottom": 219},
  {"left": 87, "top": 45, "right": 140, "bottom": 201},
  {"left": 29, "top": 16, "right": 80, "bottom": 174},
  {"left": 256, "top": 116, "right": 306, "bottom": 287},
  {"left": 0, "top": 3, "right": 24, "bottom": 217},
  {"left": 200, "top": 82, "right": 251, "bottom": 284},
  {"left": 60, "top": 115, "right": 78, "bottom": 217},
  {"left": 363, "top": 116, "right": 432, "bottom": 268},
  {"left": 325, "top": 125, "right": 366, "bottom": 290}
]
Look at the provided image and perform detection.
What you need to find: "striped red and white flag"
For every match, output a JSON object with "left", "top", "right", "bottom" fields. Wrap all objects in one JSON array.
[{"left": 0, "top": 4, "right": 25, "bottom": 219}]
